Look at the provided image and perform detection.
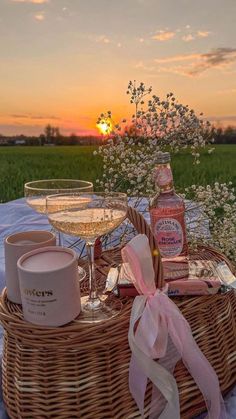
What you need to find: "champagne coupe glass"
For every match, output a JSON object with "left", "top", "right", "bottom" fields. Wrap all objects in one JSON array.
[
  {"left": 24, "top": 179, "right": 93, "bottom": 282},
  {"left": 24, "top": 179, "right": 93, "bottom": 214},
  {"left": 46, "top": 192, "right": 128, "bottom": 323}
]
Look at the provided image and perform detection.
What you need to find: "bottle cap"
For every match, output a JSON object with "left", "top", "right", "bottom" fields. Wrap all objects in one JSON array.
[{"left": 156, "top": 152, "right": 171, "bottom": 164}]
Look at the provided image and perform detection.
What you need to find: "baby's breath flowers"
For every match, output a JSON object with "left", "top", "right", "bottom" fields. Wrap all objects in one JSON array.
[
  {"left": 182, "top": 183, "right": 236, "bottom": 262},
  {"left": 95, "top": 81, "right": 214, "bottom": 195}
]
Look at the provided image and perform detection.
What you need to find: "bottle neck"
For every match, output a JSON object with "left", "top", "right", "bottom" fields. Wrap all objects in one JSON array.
[{"left": 154, "top": 162, "right": 174, "bottom": 193}]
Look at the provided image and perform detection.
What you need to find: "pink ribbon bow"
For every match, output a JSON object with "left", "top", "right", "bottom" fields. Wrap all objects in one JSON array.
[{"left": 122, "top": 234, "right": 227, "bottom": 419}]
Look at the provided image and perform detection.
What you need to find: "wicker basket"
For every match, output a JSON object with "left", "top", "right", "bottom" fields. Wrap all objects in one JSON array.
[{"left": 0, "top": 206, "right": 236, "bottom": 419}]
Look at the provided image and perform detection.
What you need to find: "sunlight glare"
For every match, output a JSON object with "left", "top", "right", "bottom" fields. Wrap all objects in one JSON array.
[{"left": 97, "top": 121, "right": 112, "bottom": 135}]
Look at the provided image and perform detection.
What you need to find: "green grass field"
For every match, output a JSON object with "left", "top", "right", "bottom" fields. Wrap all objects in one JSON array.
[{"left": 0, "top": 145, "right": 235, "bottom": 203}]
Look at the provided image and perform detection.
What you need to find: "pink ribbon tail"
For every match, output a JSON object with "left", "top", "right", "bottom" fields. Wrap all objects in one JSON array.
[
  {"left": 122, "top": 235, "right": 227, "bottom": 418},
  {"left": 163, "top": 295, "right": 227, "bottom": 419},
  {"left": 129, "top": 292, "right": 227, "bottom": 419}
]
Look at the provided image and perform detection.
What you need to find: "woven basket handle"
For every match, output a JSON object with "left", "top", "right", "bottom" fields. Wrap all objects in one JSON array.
[{"left": 127, "top": 206, "right": 164, "bottom": 289}]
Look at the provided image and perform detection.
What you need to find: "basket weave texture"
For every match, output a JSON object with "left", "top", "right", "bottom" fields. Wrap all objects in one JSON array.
[{"left": 0, "top": 206, "right": 236, "bottom": 419}]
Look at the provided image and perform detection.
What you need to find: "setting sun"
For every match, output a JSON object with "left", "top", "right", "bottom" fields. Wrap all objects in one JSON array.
[{"left": 96, "top": 121, "right": 113, "bottom": 135}]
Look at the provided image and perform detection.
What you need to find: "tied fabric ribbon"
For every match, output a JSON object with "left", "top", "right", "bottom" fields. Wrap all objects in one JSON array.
[{"left": 121, "top": 234, "right": 227, "bottom": 419}]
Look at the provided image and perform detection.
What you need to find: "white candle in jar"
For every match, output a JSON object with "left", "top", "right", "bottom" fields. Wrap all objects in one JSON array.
[{"left": 17, "top": 246, "right": 81, "bottom": 326}]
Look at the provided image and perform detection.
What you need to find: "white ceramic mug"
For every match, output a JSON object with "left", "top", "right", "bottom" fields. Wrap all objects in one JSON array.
[
  {"left": 4, "top": 230, "right": 56, "bottom": 304},
  {"left": 17, "top": 246, "right": 81, "bottom": 326}
]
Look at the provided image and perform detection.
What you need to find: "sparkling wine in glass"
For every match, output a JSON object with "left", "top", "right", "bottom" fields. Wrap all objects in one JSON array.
[
  {"left": 46, "top": 192, "right": 128, "bottom": 323},
  {"left": 24, "top": 179, "right": 93, "bottom": 281}
]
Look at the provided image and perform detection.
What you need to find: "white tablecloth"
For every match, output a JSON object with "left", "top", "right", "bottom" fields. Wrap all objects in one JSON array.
[{"left": 0, "top": 198, "right": 235, "bottom": 418}]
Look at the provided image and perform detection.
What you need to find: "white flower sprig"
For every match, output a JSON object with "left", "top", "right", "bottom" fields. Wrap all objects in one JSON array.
[
  {"left": 182, "top": 182, "right": 236, "bottom": 262},
  {"left": 95, "top": 81, "right": 214, "bottom": 196}
]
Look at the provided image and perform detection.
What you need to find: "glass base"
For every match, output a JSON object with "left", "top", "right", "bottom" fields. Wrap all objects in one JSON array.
[
  {"left": 78, "top": 295, "right": 122, "bottom": 323},
  {"left": 78, "top": 266, "right": 86, "bottom": 283}
]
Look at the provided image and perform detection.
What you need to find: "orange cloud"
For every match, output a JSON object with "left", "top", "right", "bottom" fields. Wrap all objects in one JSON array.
[
  {"left": 182, "top": 30, "right": 210, "bottom": 42},
  {"left": 182, "top": 34, "right": 195, "bottom": 42},
  {"left": 12, "top": 0, "right": 48, "bottom": 3},
  {"left": 152, "top": 27, "right": 210, "bottom": 43},
  {"left": 155, "top": 53, "right": 201, "bottom": 63},
  {"left": 152, "top": 31, "right": 175, "bottom": 41},
  {"left": 34, "top": 13, "right": 44, "bottom": 20},
  {"left": 197, "top": 31, "right": 211, "bottom": 38},
  {"left": 95, "top": 35, "right": 110, "bottom": 44},
  {"left": 134, "top": 61, "right": 154, "bottom": 71},
  {"left": 11, "top": 114, "right": 61, "bottom": 120},
  {"left": 153, "top": 65, "right": 192, "bottom": 77}
]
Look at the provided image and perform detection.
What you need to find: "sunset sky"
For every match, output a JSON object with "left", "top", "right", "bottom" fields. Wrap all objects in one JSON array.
[{"left": 1, "top": 0, "right": 236, "bottom": 136}]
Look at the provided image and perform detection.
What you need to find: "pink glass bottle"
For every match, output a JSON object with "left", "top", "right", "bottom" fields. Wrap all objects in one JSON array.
[{"left": 149, "top": 152, "right": 188, "bottom": 258}]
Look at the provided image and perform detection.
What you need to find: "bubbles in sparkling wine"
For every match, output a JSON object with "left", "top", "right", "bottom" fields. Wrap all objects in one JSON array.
[{"left": 48, "top": 207, "right": 126, "bottom": 239}]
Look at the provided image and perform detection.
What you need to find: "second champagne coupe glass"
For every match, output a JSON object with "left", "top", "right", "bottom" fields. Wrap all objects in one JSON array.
[
  {"left": 24, "top": 179, "right": 93, "bottom": 214},
  {"left": 46, "top": 192, "right": 128, "bottom": 323},
  {"left": 24, "top": 179, "right": 93, "bottom": 281}
]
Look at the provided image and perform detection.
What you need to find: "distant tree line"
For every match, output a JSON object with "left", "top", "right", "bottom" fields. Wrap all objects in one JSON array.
[
  {"left": 212, "top": 126, "right": 236, "bottom": 144},
  {"left": 0, "top": 124, "right": 103, "bottom": 146},
  {"left": 40, "top": 124, "right": 103, "bottom": 146},
  {"left": 0, "top": 124, "right": 236, "bottom": 146}
]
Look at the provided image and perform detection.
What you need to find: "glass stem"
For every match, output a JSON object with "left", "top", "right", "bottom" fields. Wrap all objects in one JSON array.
[
  {"left": 58, "top": 231, "right": 63, "bottom": 246},
  {"left": 50, "top": 226, "right": 62, "bottom": 246},
  {"left": 86, "top": 241, "right": 98, "bottom": 301}
]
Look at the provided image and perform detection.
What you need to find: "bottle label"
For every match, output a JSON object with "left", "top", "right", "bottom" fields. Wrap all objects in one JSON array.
[
  {"left": 154, "top": 217, "right": 183, "bottom": 257},
  {"left": 155, "top": 167, "right": 173, "bottom": 187}
]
